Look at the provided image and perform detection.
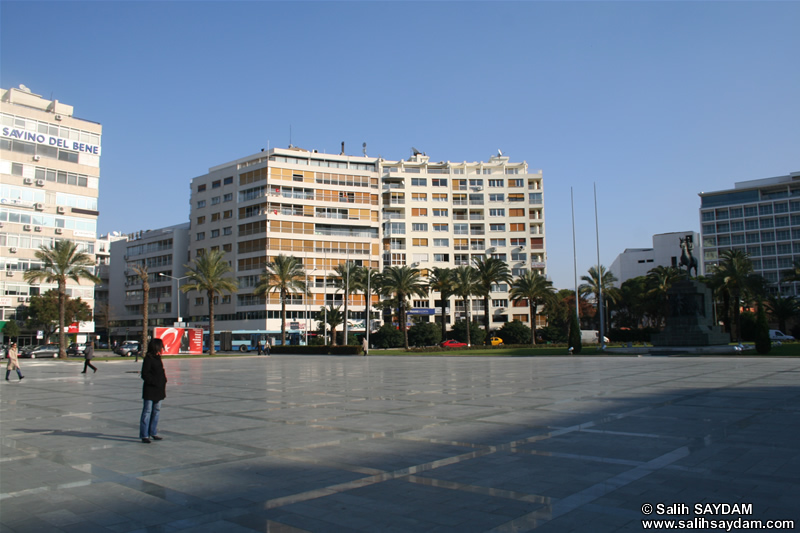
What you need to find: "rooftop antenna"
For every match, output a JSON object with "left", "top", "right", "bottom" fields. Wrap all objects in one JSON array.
[
  {"left": 288, "top": 126, "right": 292, "bottom": 148},
  {"left": 362, "top": 142, "right": 367, "bottom": 156}
]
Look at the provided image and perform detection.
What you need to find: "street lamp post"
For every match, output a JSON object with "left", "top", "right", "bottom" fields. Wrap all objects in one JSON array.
[
  {"left": 305, "top": 268, "right": 316, "bottom": 346},
  {"left": 159, "top": 273, "right": 190, "bottom": 326}
]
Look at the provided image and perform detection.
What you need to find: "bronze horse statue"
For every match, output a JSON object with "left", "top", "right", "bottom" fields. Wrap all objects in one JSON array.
[{"left": 679, "top": 236, "right": 698, "bottom": 278}]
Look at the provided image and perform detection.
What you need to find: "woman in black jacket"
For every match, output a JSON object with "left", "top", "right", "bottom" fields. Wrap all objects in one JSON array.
[{"left": 139, "top": 338, "right": 167, "bottom": 443}]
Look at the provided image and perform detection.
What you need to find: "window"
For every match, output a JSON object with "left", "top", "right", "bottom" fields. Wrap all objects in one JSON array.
[
  {"left": 211, "top": 213, "right": 221, "bottom": 222},
  {"left": 490, "top": 239, "right": 506, "bottom": 247},
  {"left": 212, "top": 180, "right": 221, "bottom": 189},
  {"left": 493, "top": 299, "right": 508, "bottom": 307},
  {"left": 211, "top": 196, "right": 221, "bottom": 205},
  {"left": 469, "top": 179, "right": 484, "bottom": 188},
  {"left": 198, "top": 184, "right": 206, "bottom": 192},
  {"left": 412, "top": 193, "right": 427, "bottom": 201},
  {"left": 224, "top": 176, "right": 233, "bottom": 185},
  {"left": 223, "top": 193, "right": 233, "bottom": 202},
  {"left": 511, "top": 252, "right": 527, "bottom": 261},
  {"left": 434, "top": 253, "right": 450, "bottom": 262},
  {"left": 433, "top": 223, "right": 448, "bottom": 232},
  {"left": 224, "top": 210, "right": 233, "bottom": 219},
  {"left": 510, "top": 223, "right": 525, "bottom": 232},
  {"left": 454, "top": 223, "right": 468, "bottom": 234},
  {"left": 509, "top": 179, "right": 523, "bottom": 187},
  {"left": 433, "top": 209, "right": 448, "bottom": 217},
  {"left": 432, "top": 193, "right": 448, "bottom": 202},
  {"left": 529, "top": 193, "right": 543, "bottom": 204},
  {"left": 196, "top": 232, "right": 205, "bottom": 241},
  {"left": 490, "top": 224, "right": 506, "bottom": 232},
  {"left": 508, "top": 193, "right": 524, "bottom": 202},
  {"left": 195, "top": 297, "right": 204, "bottom": 305},
  {"left": 434, "top": 238, "right": 449, "bottom": 247},
  {"left": 511, "top": 238, "right": 525, "bottom": 247},
  {"left": 223, "top": 227, "right": 232, "bottom": 235},
  {"left": 489, "top": 179, "right": 504, "bottom": 188},
  {"left": 412, "top": 238, "right": 428, "bottom": 246},
  {"left": 412, "top": 208, "right": 428, "bottom": 216},
  {"left": 491, "top": 253, "right": 507, "bottom": 261},
  {"left": 211, "top": 229, "right": 220, "bottom": 238},
  {"left": 489, "top": 209, "right": 505, "bottom": 217},
  {"left": 432, "top": 178, "right": 447, "bottom": 187},
  {"left": 489, "top": 194, "right": 504, "bottom": 202},
  {"left": 412, "top": 223, "right": 428, "bottom": 232},
  {"left": 411, "top": 178, "right": 427, "bottom": 186},
  {"left": 509, "top": 208, "right": 524, "bottom": 217},
  {"left": 197, "top": 216, "right": 205, "bottom": 224},
  {"left": 223, "top": 243, "right": 232, "bottom": 252},
  {"left": 197, "top": 200, "right": 206, "bottom": 208}
]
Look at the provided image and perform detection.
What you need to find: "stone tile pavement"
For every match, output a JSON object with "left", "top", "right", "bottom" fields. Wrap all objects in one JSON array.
[{"left": 2, "top": 355, "right": 799, "bottom": 532}]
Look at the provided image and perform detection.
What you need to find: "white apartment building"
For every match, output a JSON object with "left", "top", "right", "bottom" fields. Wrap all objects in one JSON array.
[
  {"left": 699, "top": 171, "right": 800, "bottom": 296},
  {"left": 609, "top": 231, "right": 702, "bottom": 286},
  {"left": 108, "top": 224, "right": 190, "bottom": 343},
  {"left": 1, "top": 85, "right": 101, "bottom": 338},
  {"left": 181, "top": 147, "right": 545, "bottom": 340}
]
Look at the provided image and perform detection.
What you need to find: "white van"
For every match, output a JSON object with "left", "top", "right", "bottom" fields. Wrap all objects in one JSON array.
[{"left": 769, "top": 330, "right": 794, "bottom": 341}]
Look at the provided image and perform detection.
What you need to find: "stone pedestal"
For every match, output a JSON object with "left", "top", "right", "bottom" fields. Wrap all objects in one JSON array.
[{"left": 651, "top": 279, "right": 730, "bottom": 347}]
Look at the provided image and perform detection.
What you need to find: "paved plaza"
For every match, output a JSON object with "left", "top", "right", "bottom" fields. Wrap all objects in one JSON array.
[{"left": 1, "top": 355, "right": 799, "bottom": 532}]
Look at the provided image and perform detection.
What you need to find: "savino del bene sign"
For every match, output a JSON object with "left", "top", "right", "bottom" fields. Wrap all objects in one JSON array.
[{"left": 2, "top": 127, "right": 101, "bottom": 156}]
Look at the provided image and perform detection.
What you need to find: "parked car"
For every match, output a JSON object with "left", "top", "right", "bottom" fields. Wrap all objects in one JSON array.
[
  {"left": 66, "top": 343, "right": 87, "bottom": 356},
  {"left": 440, "top": 339, "right": 468, "bottom": 348},
  {"left": 96, "top": 341, "right": 110, "bottom": 349},
  {"left": 769, "top": 330, "right": 795, "bottom": 341},
  {"left": 20, "top": 344, "right": 60, "bottom": 358},
  {"left": 116, "top": 341, "right": 141, "bottom": 357},
  {"left": 489, "top": 337, "right": 504, "bottom": 346}
]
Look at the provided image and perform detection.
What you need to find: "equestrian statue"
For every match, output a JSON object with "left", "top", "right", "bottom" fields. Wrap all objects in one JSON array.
[{"left": 679, "top": 235, "right": 698, "bottom": 278}]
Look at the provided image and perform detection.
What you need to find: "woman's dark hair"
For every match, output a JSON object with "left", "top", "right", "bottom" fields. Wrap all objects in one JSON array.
[{"left": 146, "top": 338, "right": 165, "bottom": 357}]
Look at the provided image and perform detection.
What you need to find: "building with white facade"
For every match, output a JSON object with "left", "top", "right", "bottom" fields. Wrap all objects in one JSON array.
[
  {"left": 179, "top": 146, "right": 545, "bottom": 341},
  {"left": 108, "top": 223, "right": 190, "bottom": 343},
  {"left": 1, "top": 85, "right": 101, "bottom": 339},
  {"left": 699, "top": 171, "right": 800, "bottom": 296},
  {"left": 609, "top": 231, "right": 701, "bottom": 286}
]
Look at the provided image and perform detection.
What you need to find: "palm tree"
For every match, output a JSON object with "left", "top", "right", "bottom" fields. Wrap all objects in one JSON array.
[
  {"left": 646, "top": 265, "right": 683, "bottom": 328},
  {"left": 24, "top": 240, "right": 100, "bottom": 358},
  {"left": 182, "top": 249, "right": 238, "bottom": 355},
  {"left": 765, "top": 294, "right": 798, "bottom": 334},
  {"left": 332, "top": 261, "right": 360, "bottom": 343},
  {"left": 473, "top": 256, "right": 511, "bottom": 344},
  {"left": 509, "top": 270, "right": 555, "bottom": 345},
  {"left": 130, "top": 264, "right": 150, "bottom": 354},
  {"left": 377, "top": 265, "right": 428, "bottom": 350},
  {"left": 254, "top": 254, "right": 306, "bottom": 347},
  {"left": 319, "top": 305, "right": 344, "bottom": 346},
  {"left": 781, "top": 258, "right": 800, "bottom": 284},
  {"left": 452, "top": 265, "right": 479, "bottom": 346},
  {"left": 710, "top": 250, "right": 762, "bottom": 341},
  {"left": 579, "top": 265, "right": 620, "bottom": 330},
  {"left": 427, "top": 267, "right": 455, "bottom": 341},
  {"left": 354, "top": 266, "right": 381, "bottom": 336}
]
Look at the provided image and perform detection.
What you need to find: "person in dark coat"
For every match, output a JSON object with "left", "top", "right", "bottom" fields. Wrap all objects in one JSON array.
[
  {"left": 81, "top": 341, "right": 97, "bottom": 373},
  {"left": 139, "top": 338, "right": 167, "bottom": 443}
]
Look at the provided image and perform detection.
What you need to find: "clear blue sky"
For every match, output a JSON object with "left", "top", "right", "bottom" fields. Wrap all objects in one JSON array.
[{"left": 2, "top": 1, "right": 798, "bottom": 291}]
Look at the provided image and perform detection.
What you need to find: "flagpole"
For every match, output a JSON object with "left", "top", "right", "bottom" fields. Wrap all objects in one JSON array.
[
  {"left": 571, "top": 188, "right": 579, "bottom": 325},
  {"left": 594, "top": 183, "right": 605, "bottom": 350}
]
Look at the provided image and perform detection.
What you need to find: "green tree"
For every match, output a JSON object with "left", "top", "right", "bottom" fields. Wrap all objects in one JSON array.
[
  {"left": 26, "top": 290, "right": 92, "bottom": 341},
  {"left": 765, "top": 294, "right": 798, "bottom": 334},
  {"left": 497, "top": 320, "right": 532, "bottom": 345},
  {"left": 254, "top": 254, "right": 306, "bottom": 347},
  {"left": 710, "top": 250, "right": 763, "bottom": 341},
  {"left": 579, "top": 265, "right": 620, "bottom": 332},
  {"left": 427, "top": 267, "right": 455, "bottom": 341},
  {"left": 473, "top": 256, "right": 511, "bottom": 344},
  {"left": 451, "top": 265, "right": 479, "bottom": 346},
  {"left": 2, "top": 319, "right": 20, "bottom": 342},
  {"left": 318, "top": 304, "right": 344, "bottom": 346},
  {"left": 24, "top": 240, "right": 100, "bottom": 358},
  {"left": 451, "top": 319, "right": 485, "bottom": 346},
  {"left": 568, "top": 307, "right": 582, "bottom": 354},
  {"left": 377, "top": 265, "right": 428, "bottom": 350},
  {"left": 646, "top": 265, "right": 683, "bottom": 328},
  {"left": 183, "top": 250, "right": 238, "bottom": 355},
  {"left": 509, "top": 270, "right": 555, "bottom": 346},
  {"left": 354, "top": 266, "right": 381, "bottom": 337},
  {"left": 408, "top": 322, "right": 442, "bottom": 347},
  {"left": 332, "top": 260, "right": 360, "bottom": 343},
  {"left": 371, "top": 323, "right": 404, "bottom": 349}
]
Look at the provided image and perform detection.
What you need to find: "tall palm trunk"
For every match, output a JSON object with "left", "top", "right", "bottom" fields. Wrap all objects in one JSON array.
[
  {"left": 529, "top": 301, "right": 537, "bottom": 345},
  {"left": 141, "top": 276, "right": 149, "bottom": 356},
  {"left": 58, "top": 279, "right": 67, "bottom": 358},
  {"left": 464, "top": 296, "right": 471, "bottom": 346},
  {"left": 280, "top": 288, "right": 287, "bottom": 346}
]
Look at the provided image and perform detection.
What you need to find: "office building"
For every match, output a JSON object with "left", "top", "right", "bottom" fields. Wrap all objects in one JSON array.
[
  {"left": 699, "top": 171, "right": 800, "bottom": 295},
  {"left": 1, "top": 85, "right": 101, "bottom": 339},
  {"left": 108, "top": 223, "right": 190, "bottom": 343},
  {"left": 609, "top": 231, "right": 701, "bottom": 286},
  {"left": 182, "top": 147, "right": 545, "bottom": 340}
]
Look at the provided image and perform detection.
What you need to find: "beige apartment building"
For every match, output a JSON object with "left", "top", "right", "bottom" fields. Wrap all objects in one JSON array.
[
  {"left": 1, "top": 85, "right": 101, "bottom": 343},
  {"left": 185, "top": 146, "right": 545, "bottom": 341}
]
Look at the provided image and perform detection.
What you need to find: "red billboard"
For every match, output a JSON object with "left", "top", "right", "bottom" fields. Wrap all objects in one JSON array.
[{"left": 153, "top": 327, "right": 204, "bottom": 355}]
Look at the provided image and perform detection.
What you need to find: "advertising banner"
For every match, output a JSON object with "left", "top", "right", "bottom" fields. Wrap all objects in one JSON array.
[{"left": 154, "top": 327, "right": 204, "bottom": 355}]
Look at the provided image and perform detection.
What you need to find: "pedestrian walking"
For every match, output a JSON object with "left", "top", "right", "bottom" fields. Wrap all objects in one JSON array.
[
  {"left": 257, "top": 341, "right": 263, "bottom": 355},
  {"left": 81, "top": 341, "right": 97, "bottom": 373},
  {"left": 5, "top": 342, "right": 24, "bottom": 381},
  {"left": 139, "top": 338, "right": 167, "bottom": 443},
  {"left": 362, "top": 336, "right": 369, "bottom": 356}
]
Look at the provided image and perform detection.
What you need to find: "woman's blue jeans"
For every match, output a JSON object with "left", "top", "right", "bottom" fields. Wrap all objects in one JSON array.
[{"left": 139, "top": 400, "right": 162, "bottom": 439}]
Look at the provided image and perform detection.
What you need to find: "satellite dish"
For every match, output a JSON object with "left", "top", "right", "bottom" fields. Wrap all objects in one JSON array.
[
  {"left": 19, "top": 84, "right": 31, "bottom": 93},
  {"left": 498, "top": 149, "right": 503, "bottom": 156},
  {"left": 411, "top": 147, "right": 421, "bottom": 156}
]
